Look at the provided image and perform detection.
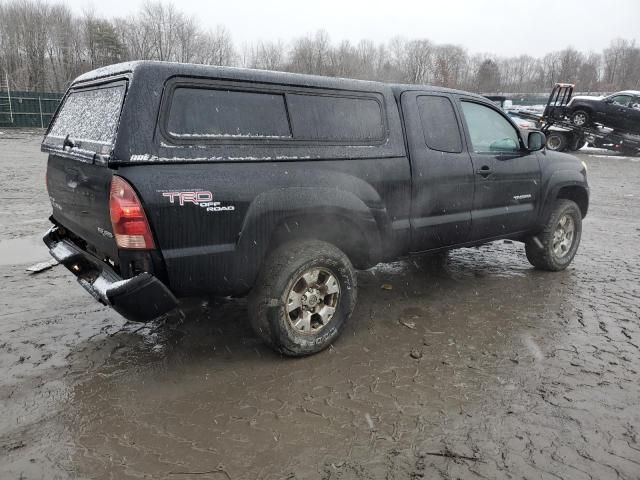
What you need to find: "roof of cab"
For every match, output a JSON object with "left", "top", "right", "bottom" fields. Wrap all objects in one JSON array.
[
  {"left": 389, "top": 83, "right": 486, "bottom": 101},
  {"left": 72, "top": 60, "right": 487, "bottom": 101}
]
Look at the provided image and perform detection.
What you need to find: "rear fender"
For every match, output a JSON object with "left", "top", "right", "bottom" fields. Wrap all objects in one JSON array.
[{"left": 235, "top": 187, "right": 386, "bottom": 284}]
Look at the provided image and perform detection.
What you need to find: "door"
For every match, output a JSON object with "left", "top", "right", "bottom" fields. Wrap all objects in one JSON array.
[
  {"left": 625, "top": 96, "right": 640, "bottom": 132},
  {"left": 604, "top": 94, "right": 634, "bottom": 130},
  {"left": 457, "top": 98, "right": 541, "bottom": 240},
  {"left": 401, "top": 91, "right": 475, "bottom": 252}
]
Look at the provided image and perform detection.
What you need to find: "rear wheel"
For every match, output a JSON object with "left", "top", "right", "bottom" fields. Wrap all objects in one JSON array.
[
  {"left": 571, "top": 110, "right": 591, "bottom": 127},
  {"left": 546, "top": 132, "right": 567, "bottom": 152},
  {"left": 248, "top": 240, "right": 357, "bottom": 356},
  {"left": 525, "top": 200, "right": 582, "bottom": 271}
]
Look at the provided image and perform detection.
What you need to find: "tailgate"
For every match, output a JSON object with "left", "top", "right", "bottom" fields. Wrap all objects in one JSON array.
[
  {"left": 46, "top": 156, "right": 116, "bottom": 257},
  {"left": 43, "top": 81, "right": 127, "bottom": 259}
]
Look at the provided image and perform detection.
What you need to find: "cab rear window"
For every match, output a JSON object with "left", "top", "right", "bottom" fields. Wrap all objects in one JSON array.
[{"left": 46, "top": 83, "right": 126, "bottom": 147}]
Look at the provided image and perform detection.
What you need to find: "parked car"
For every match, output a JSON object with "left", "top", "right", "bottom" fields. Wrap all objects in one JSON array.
[
  {"left": 42, "top": 61, "right": 589, "bottom": 356},
  {"left": 482, "top": 95, "right": 538, "bottom": 131},
  {"left": 568, "top": 90, "right": 640, "bottom": 133},
  {"left": 507, "top": 111, "right": 538, "bottom": 131}
]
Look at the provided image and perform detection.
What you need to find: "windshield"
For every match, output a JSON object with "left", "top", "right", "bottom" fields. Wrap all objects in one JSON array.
[{"left": 45, "top": 83, "right": 126, "bottom": 149}]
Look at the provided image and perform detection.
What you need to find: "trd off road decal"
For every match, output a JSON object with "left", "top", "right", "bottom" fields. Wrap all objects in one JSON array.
[{"left": 158, "top": 190, "right": 235, "bottom": 212}]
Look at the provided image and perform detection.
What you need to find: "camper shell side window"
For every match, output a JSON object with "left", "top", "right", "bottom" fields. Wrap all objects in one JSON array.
[{"left": 159, "top": 78, "right": 388, "bottom": 147}]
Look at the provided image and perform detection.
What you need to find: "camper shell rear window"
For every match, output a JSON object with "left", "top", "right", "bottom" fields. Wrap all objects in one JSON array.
[
  {"left": 163, "top": 80, "right": 386, "bottom": 146},
  {"left": 45, "top": 81, "right": 126, "bottom": 151}
]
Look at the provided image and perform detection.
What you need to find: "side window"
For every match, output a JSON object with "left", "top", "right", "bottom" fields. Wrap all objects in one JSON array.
[
  {"left": 609, "top": 95, "right": 632, "bottom": 107},
  {"left": 286, "top": 94, "right": 384, "bottom": 142},
  {"left": 167, "top": 88, "right": 292, "bottom": 138},
  {"left": 632, "top": 97, "right": 640, "bottom": 110},
  {"left": 416, "top": 95, "right": 462, "bottom": 153},
  {"left": 460, "top": 101, "right": 520, "bottom": 153}
]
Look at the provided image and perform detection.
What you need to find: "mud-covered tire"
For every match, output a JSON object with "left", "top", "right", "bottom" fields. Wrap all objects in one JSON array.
[
  {"left": 571, "top": 110, "right": 591, "bottom": 128},
  {"left": 546, "top": 132, "right": 567, "bottom": 152},
  {"left": 525, "top": 200, "right": 582, "bottom": 271},
  {"left": 248, "top": 240, "right": 357, "bottom": 356}
]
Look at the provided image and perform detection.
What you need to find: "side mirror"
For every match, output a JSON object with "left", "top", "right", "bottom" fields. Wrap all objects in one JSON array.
[
  {"left": 527, "top": 131, "right": 546, "bottom": 151},
  {"left": 604, "top": 98, "right": 613, "bottom": 104}
]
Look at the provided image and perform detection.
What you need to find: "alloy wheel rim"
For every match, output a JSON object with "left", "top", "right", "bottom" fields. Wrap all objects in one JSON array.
[
  {"left": 552, "top": 214, "right": 575, "bottom": 258},
  {"left": 285, "top": 267, "right": 340, "bottom": 333},
  {"left": 573, "top": 113, "right": 586, "bottom": 126}
]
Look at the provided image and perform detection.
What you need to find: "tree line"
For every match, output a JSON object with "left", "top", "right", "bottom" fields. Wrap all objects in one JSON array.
[{"left": 1, "top": 0, "right": 639, "bottom": 94}]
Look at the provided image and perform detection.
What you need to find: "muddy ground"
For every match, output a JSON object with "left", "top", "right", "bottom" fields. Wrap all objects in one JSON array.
[{"left": 1, "top": 130, "right": 639, "bottom": 480}]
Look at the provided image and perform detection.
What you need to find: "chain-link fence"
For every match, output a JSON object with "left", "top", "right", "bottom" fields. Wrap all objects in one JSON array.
[{"left": 0, "top": 90, "right": 63, "bottom": 128}]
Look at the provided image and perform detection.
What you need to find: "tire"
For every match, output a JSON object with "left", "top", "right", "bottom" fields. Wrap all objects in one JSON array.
[
  {"left": 546, "top": 132, "right": 567, "bottom": 152},
  {"left": 525, "top": 200, "right": 582, "bottom": 271},
  {"left": 571, "top": 110, "right": 591, "bottom": 128},
  {"left": 248, "top": 239, "right": 357, "bottom": 356}
]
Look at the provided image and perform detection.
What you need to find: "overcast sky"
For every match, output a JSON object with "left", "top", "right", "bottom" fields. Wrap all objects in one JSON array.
[{"left": 62, "top": 0, "right": 638, "bottom": 57}]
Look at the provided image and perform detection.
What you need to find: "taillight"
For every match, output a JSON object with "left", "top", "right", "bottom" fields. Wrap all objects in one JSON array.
[{"left": 109, "top": 176, "right": 155, "bottom": 249}]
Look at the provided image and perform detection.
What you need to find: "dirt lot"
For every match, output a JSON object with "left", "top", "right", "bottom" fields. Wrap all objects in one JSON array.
[{"left": 1, "top": 130, "right": 639, "bottom": 480}]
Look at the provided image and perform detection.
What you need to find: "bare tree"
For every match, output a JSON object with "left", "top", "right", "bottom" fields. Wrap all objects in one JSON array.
[
  {"left": 198, "top": 25, "right": 235, "bottom": 66},
  {"left": 401, "top": 39, "right": 433, "bottom": 84},
  {"left": 432, "top": 44, "right": 467, "bottom": 88},
  {"left": 250, "top": 40, "right": 285, "bottom": 70},
  {"left": 140, "top": 1, "right": 181, "bottom": 61},
  {"left": 2, "top": 0, "right": 640, "bottom": 94}
]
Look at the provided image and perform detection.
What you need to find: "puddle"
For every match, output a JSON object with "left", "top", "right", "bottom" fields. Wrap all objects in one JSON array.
[{"left": 0, "top": 234, "right": 49, "bottom": 266}]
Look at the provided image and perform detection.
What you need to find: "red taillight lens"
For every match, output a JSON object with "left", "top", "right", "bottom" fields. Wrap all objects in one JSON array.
[{"left": 109, "top": 176, "right": 155, "bottom": 249}]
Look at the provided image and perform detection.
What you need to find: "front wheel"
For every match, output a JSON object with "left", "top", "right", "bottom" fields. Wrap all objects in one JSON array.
[
  {"left": 525, "top": 200, "right": 582, "bottom": 271},
  {"left": 248, "top": 240, "right": 357, "bottom": 356},
  {"left": 571, "top": 110, "right": 591, "bottom": 127}
]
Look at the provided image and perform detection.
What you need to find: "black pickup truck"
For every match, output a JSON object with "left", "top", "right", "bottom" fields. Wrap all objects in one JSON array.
[
  {"left": 568, "top": 90, "right": 640, "bottom": 134},
  {"left": 42, "top": 61, "right": 589, "bottom": 356}
]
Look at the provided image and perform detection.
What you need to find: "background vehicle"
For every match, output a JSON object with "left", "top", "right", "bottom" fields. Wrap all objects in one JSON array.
[
  {"left": 42, "top": 61, "right": 589, "bottom": 356},
  {"left": 537, "top": 84, "right": 640, "bottom": 155},
  {"left": 568, "top": 90, "right": 640, "bottom": 133},
  {"left": 484, "top": 95, "right": 537, "bottom": 132}
]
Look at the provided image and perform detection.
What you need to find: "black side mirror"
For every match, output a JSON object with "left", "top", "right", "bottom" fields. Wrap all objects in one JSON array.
[{"left": 527, "top": 131, "right": 546, "bottom": 151}]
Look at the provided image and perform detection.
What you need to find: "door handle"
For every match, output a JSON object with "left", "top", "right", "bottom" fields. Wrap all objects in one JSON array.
[{"left": 476, "top": 165, "right": 493, "bottom": 178}]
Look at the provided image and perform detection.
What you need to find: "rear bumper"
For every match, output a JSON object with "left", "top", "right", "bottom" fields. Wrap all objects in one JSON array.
[{"left": 44, "top": 226, "right": 178, "bottom": 322}]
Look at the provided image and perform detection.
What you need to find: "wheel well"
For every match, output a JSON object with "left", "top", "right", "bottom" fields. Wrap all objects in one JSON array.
[
  {"left": 557, "top": 186, "right": 588, "bottom": 218},
  {"left": 266, "top": 214, "right": 374, "bottom": 269},
  {"left": 571, "top": 106, "right": 592, "bottom": 115}
]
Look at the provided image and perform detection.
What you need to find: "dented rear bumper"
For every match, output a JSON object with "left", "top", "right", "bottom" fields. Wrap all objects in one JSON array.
[{"left": 43, "top": 226, "right": 178, "bottom": 322}]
